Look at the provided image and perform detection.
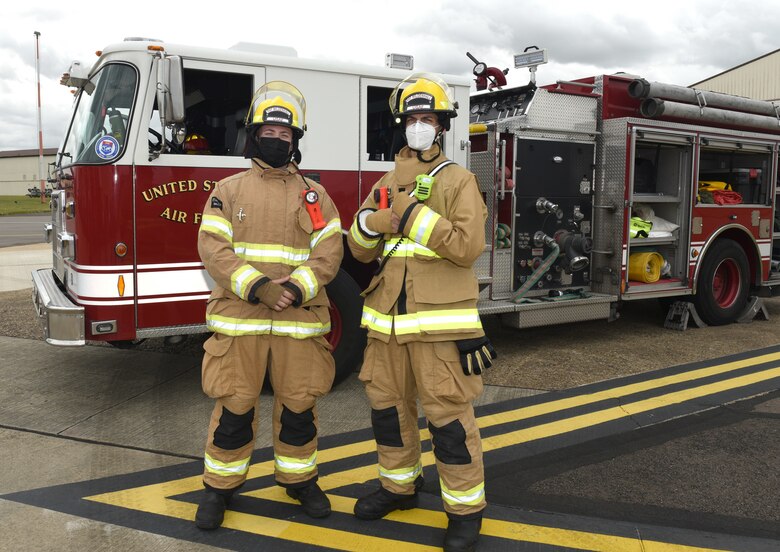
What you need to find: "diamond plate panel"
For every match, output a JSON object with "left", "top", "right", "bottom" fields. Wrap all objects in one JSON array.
[
  {"left": 474, "top": 248, "right": 491, "bottom": 279},
  {"left": 591, "top": 118, "right": 629, "bottom": 295},
  {"left": 498, "top": 294, "right": 616, "bottom": 329},
  {"left": 491, "top": 249, "right": 513, "bottom": 299},
  {"left": 470, "top": 131, "right": 497, "bottom": 245}
]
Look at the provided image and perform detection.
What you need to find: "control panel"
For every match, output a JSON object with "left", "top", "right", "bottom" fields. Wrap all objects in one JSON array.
[{"left": 469, "top": 85, "right": 536, "bottom": 124}]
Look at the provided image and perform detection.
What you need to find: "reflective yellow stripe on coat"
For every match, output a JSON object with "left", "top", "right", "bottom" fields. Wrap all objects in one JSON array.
[
  {"left": 200, "top": 215, "right": 233, "bottom": 242},
  {"left": 383, "top": 238, "right": 441, "bottom": 258},
  {"left": 231, "top": 264, "right": 263, "bottom": 299},
  {"left": 349, "top": 220, "right": 380, "bottom": 249},
  {"left": 408, "top": 205, "right": 441, "bottom": 247},
  {"left": 207, "top": 314, "right": 330, "bottom": 338},
  {"left": 233, "top": 243, "right": 310, "bottom": 266},
  {"left": 311, "top": 218, "right": 342, "bottom": 248},
  {"left": 361, "top": 306, "right": 481, "bottom": 335}
]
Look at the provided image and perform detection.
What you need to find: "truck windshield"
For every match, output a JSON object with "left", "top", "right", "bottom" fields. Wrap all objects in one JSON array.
[{"left": 61, "top": 63, "right": 138, "bottom": 166}]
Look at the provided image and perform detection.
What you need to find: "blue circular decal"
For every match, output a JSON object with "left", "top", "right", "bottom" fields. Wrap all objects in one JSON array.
[{"left": 95, "top": 135, "right": 120, "bottom": 160}]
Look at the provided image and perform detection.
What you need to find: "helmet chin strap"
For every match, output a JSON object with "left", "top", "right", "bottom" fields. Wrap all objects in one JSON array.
[{"left": 415, "top": 135, "right": 443, "bottom": 163}]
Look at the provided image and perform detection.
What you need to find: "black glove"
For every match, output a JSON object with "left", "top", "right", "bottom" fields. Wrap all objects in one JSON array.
[{"left": 455, "top": 337, "right": 497, "bottom": 375}]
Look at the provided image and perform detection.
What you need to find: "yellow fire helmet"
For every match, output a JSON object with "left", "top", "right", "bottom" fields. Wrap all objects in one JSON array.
[
  {"left": 390, "top": 72, "right": 458, "bottom": 129},
  {"left": 246, "top": 81, "right": 307, "bottom": 138}
]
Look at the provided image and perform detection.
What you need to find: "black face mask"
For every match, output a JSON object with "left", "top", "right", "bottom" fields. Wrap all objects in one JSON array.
[{"left": 246, "top": 136, "right": 292, "bottom": 167}]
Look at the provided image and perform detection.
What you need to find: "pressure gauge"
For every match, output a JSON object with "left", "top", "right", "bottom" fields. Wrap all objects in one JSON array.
[{"left": 473, "top": 62, "right": 487, "bottom": 76}]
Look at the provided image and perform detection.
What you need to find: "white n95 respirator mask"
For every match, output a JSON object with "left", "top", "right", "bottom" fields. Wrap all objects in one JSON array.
[{"left": 405, "top": 121, "right": 438, "bottom": 151}]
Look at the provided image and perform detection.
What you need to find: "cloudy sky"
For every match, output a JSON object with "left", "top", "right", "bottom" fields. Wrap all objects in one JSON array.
[{"left": 2, "top": 0, "right": 778, "bottom": 152}]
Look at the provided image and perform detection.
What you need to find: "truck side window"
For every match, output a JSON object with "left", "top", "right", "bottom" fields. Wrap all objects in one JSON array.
[
  {"left": 366, "top": 86, "right": 402, "bottom": 161},
  {"left": 148, "top": 69, "right": 253, "bottom": 156},
  {"left": 698, "top": 144, "right": 771, "bottom": 205}
]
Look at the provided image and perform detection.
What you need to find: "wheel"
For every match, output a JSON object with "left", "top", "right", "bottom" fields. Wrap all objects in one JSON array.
[
  {"left": 325, "top": 269, "right": 367, "bottom": 385},
  {"left": 694, "top": 239, "right": 750, "bottom": 325}
]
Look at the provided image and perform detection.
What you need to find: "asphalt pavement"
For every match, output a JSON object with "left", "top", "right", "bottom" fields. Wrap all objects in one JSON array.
[
  {"left": 0, "top": 231, "right": 778, "bottom": 550},
  {"left": 0, "top": 214, "right": 49, "bottom": 248}
]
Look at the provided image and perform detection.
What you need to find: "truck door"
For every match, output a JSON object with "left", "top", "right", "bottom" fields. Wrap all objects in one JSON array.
[
  {"left": 359, "top": 77, "right": 401, "bottom": 203},
  {"left": 133, "top": 60, "right": 263, "bottom": 335}
]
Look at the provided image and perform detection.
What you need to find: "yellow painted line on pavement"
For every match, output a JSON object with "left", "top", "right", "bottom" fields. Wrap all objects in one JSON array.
[
  {"left": 483, "top": 366, "right": 780, "bottom": 452},
  {"left": 86, "top": 363, "right": 779, "bottom": 551},
  {"left": 241, "top": 489, "right": 727, "bottom": 551},
  {"left": 477, "top": 351, "right": 780, "bottom": 432}
]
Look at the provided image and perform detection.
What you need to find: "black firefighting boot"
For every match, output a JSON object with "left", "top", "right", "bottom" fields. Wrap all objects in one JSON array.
[
  {"left": 354, "top": 476, "right": 424, "bottom": 520},
  {"left": 443, "top": 511, "right": 483, "bottom": 552},
  {"left": 195, "top": 486, "right": 234, "bottom": 530},
  {"left": 286, "top": 481, "right": 332, "bottom": 518}
]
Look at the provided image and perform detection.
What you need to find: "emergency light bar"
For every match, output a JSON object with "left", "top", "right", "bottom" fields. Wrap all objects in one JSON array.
[
  {"left": 386, "top": 53, "right": 414, "bottom": 70},
  {"left": 514, "top": 48, "right": 547, "bottom": 69}
]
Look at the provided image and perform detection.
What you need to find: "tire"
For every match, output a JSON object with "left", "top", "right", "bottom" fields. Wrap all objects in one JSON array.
[
  {"left": 325, "top": 269, "right": 367, "bottom": 385},
  {"left": 694, "top": 239, "right": 750, "bottom": 325}
]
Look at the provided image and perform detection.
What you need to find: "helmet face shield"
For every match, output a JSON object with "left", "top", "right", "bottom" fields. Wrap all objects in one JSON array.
[
  {"left": 246, "top": 81, "right": 307, "bottom": 138},
  {"left": 389, "top": 72, "right": 458, "bottom": 124}
]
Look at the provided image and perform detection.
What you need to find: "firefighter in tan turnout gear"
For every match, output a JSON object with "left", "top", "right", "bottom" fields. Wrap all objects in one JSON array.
[
  {"left": 348, "top": 73, "right": 496, "bottom": 552},
  {"left": 195, "top": 81, "right": 343, "bottom": 529}
]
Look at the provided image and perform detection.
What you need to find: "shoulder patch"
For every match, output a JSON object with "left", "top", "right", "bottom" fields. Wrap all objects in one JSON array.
[{"left": 211, "top": 197, "right": 223, "bottom": 210}]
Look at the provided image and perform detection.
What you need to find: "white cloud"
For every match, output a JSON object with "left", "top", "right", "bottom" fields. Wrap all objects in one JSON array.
[{"left": 1, "top": 0, "right": 777, "bottom": 151}]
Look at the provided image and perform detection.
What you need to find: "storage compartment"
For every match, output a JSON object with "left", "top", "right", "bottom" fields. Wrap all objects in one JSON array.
[
  {"left": 698, "top": 140, "right": 772, "bottom": 205},
  {"left": 626, "top": 129, "right": 692, "bottom": 293}
]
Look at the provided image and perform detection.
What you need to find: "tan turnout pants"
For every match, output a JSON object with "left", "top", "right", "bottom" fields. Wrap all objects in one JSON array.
[
  {"left": 201, "top": 333, "right": 335, "bottom": 491},
  {"left": 359, "top": 335, "right": 486, "bottom": 516}
]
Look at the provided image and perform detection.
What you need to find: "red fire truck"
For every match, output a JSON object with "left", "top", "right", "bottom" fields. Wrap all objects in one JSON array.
[{"left": 32, "top": 39, "right": 780, "bottom": 384}]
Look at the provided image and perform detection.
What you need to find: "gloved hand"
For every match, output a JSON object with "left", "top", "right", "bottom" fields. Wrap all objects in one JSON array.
[
  {"left": 248, "top": 280, "right": 287, "bottom": 309},
  {"left": 365, "top": 208, "right": 396, "bottom": 234},
  {"left": 390, "top": 186, "right": 419, "bottom": 219},
  {"left": 455, "top": 337, "right": 497, "bottom": 375}
]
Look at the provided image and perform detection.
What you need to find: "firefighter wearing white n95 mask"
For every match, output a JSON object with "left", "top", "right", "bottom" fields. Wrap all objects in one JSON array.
[
  {"left": 195, "top": 81, "right": 343, "bottom": 530},
  {"left": 347, "top": 72, "right": 495, "bottom": 552}
]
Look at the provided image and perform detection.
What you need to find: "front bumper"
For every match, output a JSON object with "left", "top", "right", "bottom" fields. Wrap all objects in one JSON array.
[{"left": 31, "top": 268, "right": 85, "bottom": 346}]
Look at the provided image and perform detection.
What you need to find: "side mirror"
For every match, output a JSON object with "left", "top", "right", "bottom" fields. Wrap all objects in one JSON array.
[{"left": 156, "top": 55, "right": 185, "bottom": 124}]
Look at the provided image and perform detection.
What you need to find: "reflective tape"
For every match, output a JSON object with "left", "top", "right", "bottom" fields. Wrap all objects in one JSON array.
[
  {"left": 233, "top": 242, "right": 310, "bottom": 266},
  {"left": 361, "top": 306, "right": 394, "bottom": 335},
  {"left": 291, "top": 266, "right": 318, "bottom": 302},
  {"left": 204, "top": 452, "right": 250, "bottom": 477},
  {"left": 382, "top": 239, "right": 440, "bottom": 258},
  {"left": 275, "top": 451, "right": 317, "bottom": 474},
  {"left": 311, "top": 218, "right": 342, "bottom": 248},
  {"left": 231, "top": 264, "right": 263, "bottom": 299},
  {"left": 440, "top": 480, "right": 485, "bottom": 506},
  {"left": 200, "top": 215, "right": 233, "bottom": 242},
  {"left": 395, "top": 309, "right": 482, "bottom": 335},
  {"left": 379, "top": 461, "right": 422, "bottom": 485},
  {"left": 350, "top": 219, "right": 380, "bottom": 249},
  {"left": 361, "top": 307, "right": 482, "bottom": 336},
  {"left": 408, "top": 205, "right": 441, "bottom": 247},
  {"left": 207, "top": 314, "right": 330, "bottom": 338}
]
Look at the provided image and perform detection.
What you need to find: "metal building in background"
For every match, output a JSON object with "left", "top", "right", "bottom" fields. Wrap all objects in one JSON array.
[
  {"left": 691, "top": 48, "right": 780, "bottom": 101},
  {"left": 0, "top": 149, "right": 58, "bottom": 196}
]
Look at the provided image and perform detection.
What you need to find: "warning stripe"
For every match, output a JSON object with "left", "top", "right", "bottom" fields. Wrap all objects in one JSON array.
[{"left": 84, "top": 355, "right": 780, "bottom": 551}]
